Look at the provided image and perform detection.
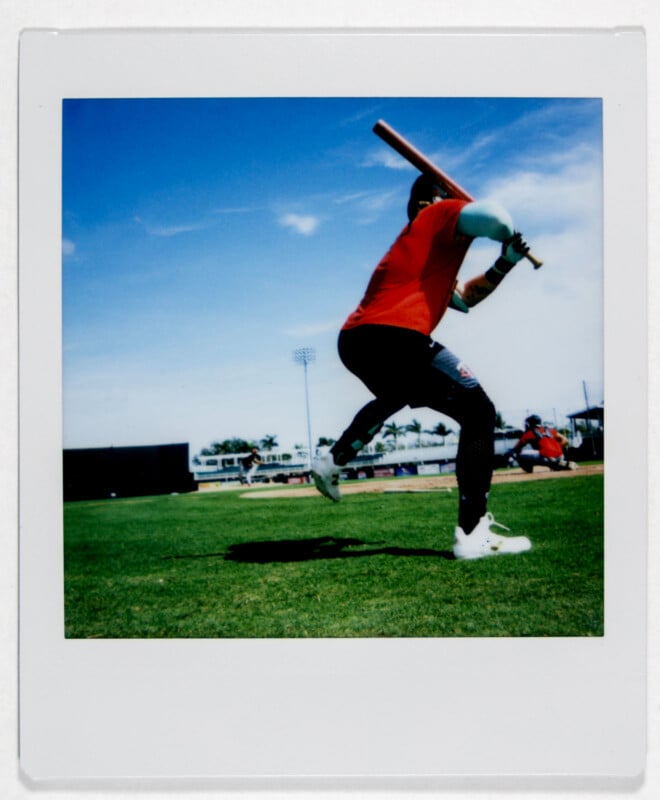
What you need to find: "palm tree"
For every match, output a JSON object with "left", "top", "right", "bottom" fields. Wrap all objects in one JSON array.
[
  {"left": 260, "top": 434, "right": 279, "bottom": 451},
  {"left": 317, "top": 436, "right": 336, "bottom": 448},
  {"left": 382, "top": 421, "right": 406, "bottom": 450},
  {"left": 406, "top": 418, "right": 423, "bottom": 447},
  {"left": 426, "top": 421, "right": 453, "bottom": 445},
  {"left": 229, "top": 438, "right": 253, "bottom": 454},
  {"left": 204, "top": 438, "right": 252, "bottom": 455}
]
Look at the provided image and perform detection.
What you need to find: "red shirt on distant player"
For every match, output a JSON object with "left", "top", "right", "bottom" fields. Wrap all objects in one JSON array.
[
  {"left": 516, "top": 426, "right": 565, "bottom": 459},
  {"left": 342, "top": 199, "right": 471, "bottom": 336}
]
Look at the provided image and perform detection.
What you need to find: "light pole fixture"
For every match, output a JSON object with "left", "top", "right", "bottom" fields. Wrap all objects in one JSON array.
[{"left": 293, "top": 347, "right": 316, "bottom": 472}]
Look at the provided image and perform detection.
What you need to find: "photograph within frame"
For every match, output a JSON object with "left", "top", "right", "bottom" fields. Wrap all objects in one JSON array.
[
  {"left": 18, "top": 28, "right": 646, "bottom": 781},
  {"left": 61, "top": 95, "right": 604, "bottom": 640}
]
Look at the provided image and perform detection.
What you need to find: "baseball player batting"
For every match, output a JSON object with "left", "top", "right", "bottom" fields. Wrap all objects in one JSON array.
[{"left": 312, "top": 119, "right": 538, "bottom": 560}]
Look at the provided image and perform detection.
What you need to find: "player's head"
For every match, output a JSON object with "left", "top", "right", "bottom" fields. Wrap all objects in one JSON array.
[
  {"left": 525, "top": 414, "right": 542, "bottom": 430},
  {"left": 407, "top": 174, "right": 442, "bottom": 221}
]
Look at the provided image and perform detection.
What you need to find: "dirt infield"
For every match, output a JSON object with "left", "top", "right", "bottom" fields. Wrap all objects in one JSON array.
[{"left": 241, "top": 463, "right": 604, "bottom": 500}]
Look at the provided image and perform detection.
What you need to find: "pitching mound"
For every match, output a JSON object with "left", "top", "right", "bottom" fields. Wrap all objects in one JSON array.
[{"left": 241, "top": 463, "right": 604, "bottom": 500}]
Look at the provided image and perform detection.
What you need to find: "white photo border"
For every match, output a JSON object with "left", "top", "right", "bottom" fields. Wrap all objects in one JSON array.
[{"left": 18, "top": 29, "right": 647, "bottom": 783}]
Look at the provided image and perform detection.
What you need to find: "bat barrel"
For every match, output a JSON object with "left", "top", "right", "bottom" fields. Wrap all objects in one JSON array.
[{"left": 373, "top": 119, "right": 474, "bottom": 201}]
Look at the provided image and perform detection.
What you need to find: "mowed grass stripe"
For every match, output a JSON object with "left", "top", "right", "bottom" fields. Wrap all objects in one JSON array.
[{"left": 64, "top": 473, "right": 603, "bottom": 638}]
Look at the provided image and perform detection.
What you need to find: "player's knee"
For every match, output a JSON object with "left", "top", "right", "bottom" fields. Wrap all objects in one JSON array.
[
  {"left": 482, "top": 394, "right": 496, "bottom": 426},
  {"left": 463, "top": 389, "right": 495, "bottom": 430}
]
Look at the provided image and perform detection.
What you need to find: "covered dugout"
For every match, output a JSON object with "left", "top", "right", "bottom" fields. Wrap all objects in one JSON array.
[
  {"left": 567, "top": 405, "right": 604, "bottom": 459},
  {"left": 63, "top": 443, "right": 196, "bottom": 501}
]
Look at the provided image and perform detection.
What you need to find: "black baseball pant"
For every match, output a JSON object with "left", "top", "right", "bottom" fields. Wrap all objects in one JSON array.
[{"left": 330, "top": 324, "right": 496, "bottom": 534}]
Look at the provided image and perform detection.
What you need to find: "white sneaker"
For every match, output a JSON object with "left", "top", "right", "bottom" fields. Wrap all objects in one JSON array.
[
  {"left": 453, "top": 512, "right": 532, "bottom": 560},
  {"left": 311, "top": 453, "right": 342, "bottom": 502}
]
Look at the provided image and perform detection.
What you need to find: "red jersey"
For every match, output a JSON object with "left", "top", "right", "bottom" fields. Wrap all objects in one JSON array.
[
  {"left": 517, "top": 427, "right": 564, "bottom": 459},
  {"left": 342, "top": 199, "right": 471, "bottom": 336}
]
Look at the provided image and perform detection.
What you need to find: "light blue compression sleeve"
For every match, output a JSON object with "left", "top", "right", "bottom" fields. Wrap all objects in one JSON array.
[{"left": 456, "top": 200, "right": 515, "bottom": 242}]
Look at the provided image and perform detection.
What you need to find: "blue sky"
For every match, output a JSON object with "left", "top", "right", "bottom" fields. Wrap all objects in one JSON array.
[{"left": 62, "top": 97, "right": 603, "bottom": 456}]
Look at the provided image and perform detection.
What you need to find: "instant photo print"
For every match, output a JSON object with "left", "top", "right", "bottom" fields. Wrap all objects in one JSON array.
[{"left": 18, "top": 28, "right": 646, "bottom": 784}]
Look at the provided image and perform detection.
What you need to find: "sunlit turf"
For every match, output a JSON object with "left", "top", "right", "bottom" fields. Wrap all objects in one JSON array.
[{"left": 64, "top": 473, "right": 603, "bottom": 638}]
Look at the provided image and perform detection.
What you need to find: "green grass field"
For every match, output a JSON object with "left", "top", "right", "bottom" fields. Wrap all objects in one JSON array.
[{"left": 63, "top": 472, "right": 603, "bottom": 639}]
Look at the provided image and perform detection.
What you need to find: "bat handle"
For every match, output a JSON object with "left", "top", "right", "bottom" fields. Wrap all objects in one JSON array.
[{"left": 526, "top": 252, "right": 543, "bottom": 269}]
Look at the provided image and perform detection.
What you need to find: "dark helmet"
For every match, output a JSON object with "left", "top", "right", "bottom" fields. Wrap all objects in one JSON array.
[
  {"left": 525, "top": 414, "right": 542, "bottom": 429},
  {"left": 407, "top": 174, "right": 441, "bottom": 222}
]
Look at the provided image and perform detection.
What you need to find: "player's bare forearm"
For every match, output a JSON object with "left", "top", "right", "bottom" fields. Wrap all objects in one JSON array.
[
  {"left": 456, "top": 274, "right": 498, "bottom": 308},
  {"left": 455, "top": 231, "right": 531, "bottom": 310}
]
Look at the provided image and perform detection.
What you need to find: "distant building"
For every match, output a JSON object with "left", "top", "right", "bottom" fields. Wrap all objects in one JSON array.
[
  {"left": 567, "top": 404, "right": 604, "bottom": 459},
  {"left": 63, "top": 443, "right": 196, "bottom": 501},
  {"left": 191, "top": 431, "right": 523, "bottom": 489},
  {"left": 192, "top": 448, "right": 310, "bottom": 489}
]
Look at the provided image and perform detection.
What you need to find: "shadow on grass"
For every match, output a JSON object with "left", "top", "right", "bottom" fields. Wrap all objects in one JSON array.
[{"left": 164, "top": 536, "right": 454, "bottom": 564}]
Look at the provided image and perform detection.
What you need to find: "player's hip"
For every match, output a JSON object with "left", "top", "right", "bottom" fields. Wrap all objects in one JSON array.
[{"left": 337, "top": 324, "right": 483, "bottom": 401}]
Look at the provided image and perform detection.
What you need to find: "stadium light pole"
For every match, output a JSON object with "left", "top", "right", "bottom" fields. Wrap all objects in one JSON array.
[{"left": 293, "top": 346, "right": 316, "bottom": 472}]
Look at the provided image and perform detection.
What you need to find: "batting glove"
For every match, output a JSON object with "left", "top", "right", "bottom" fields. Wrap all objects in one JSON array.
[{"left": 501, "top": 231, "right": 530, "bottom": 264}]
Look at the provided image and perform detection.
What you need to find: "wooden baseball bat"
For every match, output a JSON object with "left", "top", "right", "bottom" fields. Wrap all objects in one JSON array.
[{"left": 373, "top": 119, "right": 543, "bottom": 269}]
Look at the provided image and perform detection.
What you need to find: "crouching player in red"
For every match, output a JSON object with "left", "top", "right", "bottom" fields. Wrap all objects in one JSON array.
[
  {"left": 508, "top": 415, "right": 578, "bottom": 473},
  {"left": 312, "top": 174, "right": 533, "bottom": 560}
]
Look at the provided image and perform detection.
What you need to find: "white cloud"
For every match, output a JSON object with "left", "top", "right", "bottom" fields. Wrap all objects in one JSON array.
[
  {"left": 133, "top": 214, "right": 210, "bottom": 238},
  {"left": 362, "top": 147, "right": 416, "bottom": 171},
  {"left": 62, "top": 238, "right": 76, "bottom": 257},
  {"left": 333, "top": 190, "right": 374, "bottom": 205},
  {"left": 340, "top": 105, "right": 384, "bottom": 126},
  {"left": 213, "top": 206, "right": 257, "bottom": 215},
  {"left": 332, "top": 188, "right": 399, "bottom": 226},
  {"left": 481, "top": 148, "right": 602, "bottom": 232},
  {"left": 363, "top": 131, "right": 497, "bottom": 178},
  {"left": 146, "top": 221, "right": 209, "bottom": 238},
  {"left": 279, "top": 213, "right": 320, "bottom": 236},
  {"left": 356, "top": 190, "right": 399, "bottom": 213}
]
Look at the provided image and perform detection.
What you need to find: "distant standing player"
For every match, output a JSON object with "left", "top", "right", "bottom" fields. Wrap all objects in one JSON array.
[
  {"left": 508, "top": 415, "right": 577, "bottom": 473},
  {"left": 239, "top": 447, "right": 263, "bottom": 486},
  {"left": 312, "top": 174, "right": 534, "bottom": 560}
]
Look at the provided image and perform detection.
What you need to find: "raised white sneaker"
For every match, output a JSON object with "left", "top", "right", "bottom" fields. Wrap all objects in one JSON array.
[
  {"left": 453, "top": 512, "right": 532, "bottom": 560},
  {"left": 311, "top": 453, "right": 342, "bottom": 502}
]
